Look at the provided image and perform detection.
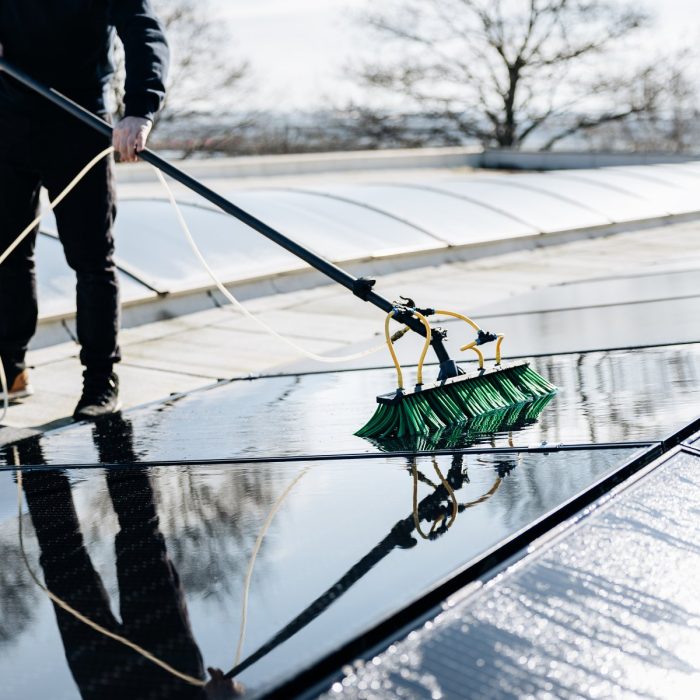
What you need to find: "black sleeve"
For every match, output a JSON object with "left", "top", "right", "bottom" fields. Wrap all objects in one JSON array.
[{"left": 110, "top": 0, "right": 170, "bottom": 121}]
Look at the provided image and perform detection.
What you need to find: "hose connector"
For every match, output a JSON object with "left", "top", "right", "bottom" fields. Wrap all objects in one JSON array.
[{"left": 476, "top": 330, "right": 498, "bottom": 346}]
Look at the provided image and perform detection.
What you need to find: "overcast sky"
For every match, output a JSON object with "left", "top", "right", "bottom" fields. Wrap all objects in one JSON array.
[{"left": 214, "top": 0, "right": 698, "bottom": 110}]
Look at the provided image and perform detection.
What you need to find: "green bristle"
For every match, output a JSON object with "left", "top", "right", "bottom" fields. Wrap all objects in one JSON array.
[
  {"left": 468, "top": 402, "right": 524, "bottom": 435},
  {"left": 425, "top": 389, "right": 468, "bottom": 427},
  {"left": 356, "top": 362, "right": 557, "bottom": 439},
  {"left": 363, "top": 388, "right": 554, "bottom": 451},
  {"left": 523, "top": 391, "right": 557, "bottom": 421}
]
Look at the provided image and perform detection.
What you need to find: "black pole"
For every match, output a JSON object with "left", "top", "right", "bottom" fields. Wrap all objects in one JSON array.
[{"left": 0, "top": 58, "right": 461, "bottom": 368}]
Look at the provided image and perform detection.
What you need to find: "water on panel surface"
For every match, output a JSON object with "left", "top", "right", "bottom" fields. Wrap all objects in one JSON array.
[
  {"left": 323, "top": 450, "right": 700, "bottom": 700},
  {"left": 285, "top": 293, "right": 700, "bottom": 374},
  {"left": 3, "top": 344, "right": 699, "bottom": 467},
  {"left": 0, "top": 443, "right": 638, "bottom": 699}
]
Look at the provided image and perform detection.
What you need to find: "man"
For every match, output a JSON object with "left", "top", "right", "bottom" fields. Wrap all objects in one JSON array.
[{"left": 0, "top": 0, "right": 169, "bottom": 419}]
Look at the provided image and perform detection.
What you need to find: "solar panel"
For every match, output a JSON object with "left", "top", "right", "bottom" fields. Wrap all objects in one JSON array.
[
  {"left": 1, "top": 344, "right": 698, "bottom": 469},
  {"left": 0, "top": 447, "right": 641, "bottom": 698},
  {"left": 320, "top": 449, "right": 700, "bottom": 700}
]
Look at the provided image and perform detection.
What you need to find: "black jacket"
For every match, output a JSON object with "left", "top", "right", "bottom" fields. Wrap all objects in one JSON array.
[{"left": 0, "top": 0, "right": 169, "bottom": 121}]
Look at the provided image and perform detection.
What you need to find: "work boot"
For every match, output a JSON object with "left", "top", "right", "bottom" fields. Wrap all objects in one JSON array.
[
  {"left": 73, "top": 371, "right": 121, "bottom": 421},
  {"left": 5, "top": 368, "right": 34, "bottom": 401}
]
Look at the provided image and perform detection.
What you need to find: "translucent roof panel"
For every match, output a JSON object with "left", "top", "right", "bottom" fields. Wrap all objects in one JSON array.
[
  {"left": 302, "top": 184, "right": 538, "bottom": 245},
  {"left": 429, "top": 178, "right": 610, "bottom": 232},
  {"left": 643, "top": 164, "right": 700, "bottom": 194},
  {"left": 666, "top": 161, "right": 700, "bottom": 177},
  {"left": 112, "top": 200, "right": 303, "bottom": 292},
  {"left": 553, "top": 170, "right": 672, "bottom": 218},
  {"left": 473, "top": 171, "right": 648, "bottom": 222},
  {"left": 603, "top": 166, "right": 700, "bottom": 215},
  {"left": 227, "top": 189, "right": 445, "bottom": 259},
  {"left": 36, "top": 233, "right": 153, "bottom": 319}
]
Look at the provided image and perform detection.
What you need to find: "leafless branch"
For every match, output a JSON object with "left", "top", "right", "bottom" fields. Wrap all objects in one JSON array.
[{"left": 348, "top": 0, "right": 691, "bottom": 150}]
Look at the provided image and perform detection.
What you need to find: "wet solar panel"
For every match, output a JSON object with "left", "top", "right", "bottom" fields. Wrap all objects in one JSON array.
[
  {"left": 285, "top": 291, "right": 700, "bottom": 375},
  {"left": 1, "top": 345, "right": 699, "bottom": 468},
  {"left": 322, "top": 448, "right": 700, "bottom": 700},
  {"left": 0, "top": 446, "right": 640, "bottom": 699},
  {"left": 0, "top": 335, "right": 696, "bottom": 697},
  {"left": 471, "top": 269, "right": 700, "bottom": 317}
]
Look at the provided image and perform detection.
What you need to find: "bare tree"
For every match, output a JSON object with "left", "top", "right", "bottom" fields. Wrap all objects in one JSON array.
[
  {"left": 577, "top": 50, "right": 700, "bottom": 153},
  {"left": 350, "top": 0, "right": 678, "bottom": 150},
  {"left": 111, "top": 0, "right": 252, "bottom": 130}
]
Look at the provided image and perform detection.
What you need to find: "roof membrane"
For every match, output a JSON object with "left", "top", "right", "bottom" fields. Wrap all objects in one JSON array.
[{"left": 299, "top": 183, "right": 538, "bottom": 245}]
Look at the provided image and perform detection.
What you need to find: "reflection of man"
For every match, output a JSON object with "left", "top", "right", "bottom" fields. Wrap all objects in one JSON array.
[
  {"left": 17, "top": 416, "right": 242, "bottom": 699},
  {"left": 0, "top": 1, "right": 169, "bottom": 419}
]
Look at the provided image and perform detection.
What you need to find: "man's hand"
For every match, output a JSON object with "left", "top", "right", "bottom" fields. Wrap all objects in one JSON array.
[
  {"left": 204, "top": 668, "right": 245, "bottom": 699},
  {"left": 113, "top": 116, "right": 152, "bottom": 163}
]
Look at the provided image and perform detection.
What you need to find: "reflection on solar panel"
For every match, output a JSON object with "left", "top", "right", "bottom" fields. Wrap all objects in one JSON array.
[
  {"left": 1, "top": 337, "right": 699, "bottom": 698},
  {"left": 320, "top": 447, "right": 700, "bottom": 700},
  {"left": 0, "top": 441, "right": 643, "bottom": 698},
  {"left": 2, "top": 345, "right": 698, "bottom": 467}
]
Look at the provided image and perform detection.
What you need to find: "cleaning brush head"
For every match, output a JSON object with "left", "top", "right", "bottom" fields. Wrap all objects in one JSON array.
[
  {"left": 364, "top": 390, "right": 556, "bottom": 452},
  {"left": 356, "top": 362, "right": 556, "bottom": 439}
]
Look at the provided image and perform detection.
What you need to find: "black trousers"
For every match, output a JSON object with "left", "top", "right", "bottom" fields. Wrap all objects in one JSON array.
[{"left": 0, "top": 110, "right": 121, "bottom": 377}]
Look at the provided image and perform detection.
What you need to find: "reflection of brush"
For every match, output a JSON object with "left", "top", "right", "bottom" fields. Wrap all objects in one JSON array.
[{"left": 357, "top": 307, "right": 557, "bottom": 439}]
